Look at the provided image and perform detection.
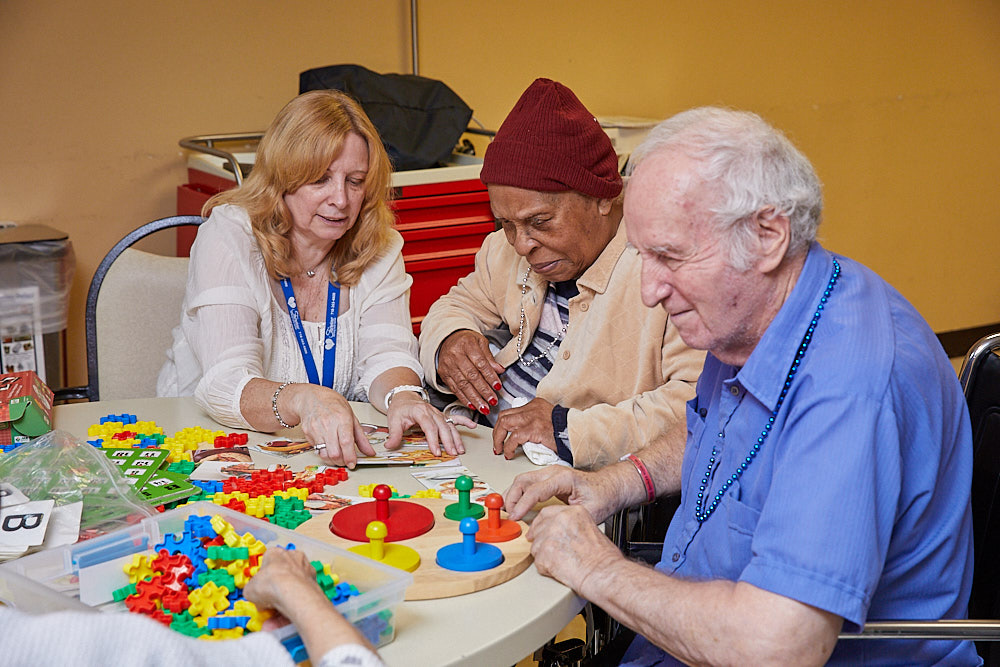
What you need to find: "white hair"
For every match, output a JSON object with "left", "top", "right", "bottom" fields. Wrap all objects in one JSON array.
[{"left": 627, "top": 107, "right": 822, "bottom": 270}]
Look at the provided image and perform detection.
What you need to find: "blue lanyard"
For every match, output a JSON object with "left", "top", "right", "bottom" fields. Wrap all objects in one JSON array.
[{"left": 279, "top": 277, "right": 339, "bottom": 388}]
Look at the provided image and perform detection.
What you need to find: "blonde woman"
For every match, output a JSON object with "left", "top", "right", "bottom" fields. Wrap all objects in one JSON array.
[{"left": 159, "top": 91, "right": 474, "bottom": 466}]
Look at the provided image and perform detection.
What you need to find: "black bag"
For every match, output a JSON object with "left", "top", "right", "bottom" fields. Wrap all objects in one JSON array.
[{"left": 299, "top": 64, "right": 473, "bottom": 171}]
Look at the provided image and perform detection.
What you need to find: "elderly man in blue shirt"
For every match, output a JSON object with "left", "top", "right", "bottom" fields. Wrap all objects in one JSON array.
[{"left": 505, "top": 107, "right": 977, "bottom": 665}]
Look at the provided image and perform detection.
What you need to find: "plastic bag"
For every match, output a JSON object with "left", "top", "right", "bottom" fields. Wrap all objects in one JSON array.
[{"left": 0, "top": 429, "right": 155, "bottom": 541}]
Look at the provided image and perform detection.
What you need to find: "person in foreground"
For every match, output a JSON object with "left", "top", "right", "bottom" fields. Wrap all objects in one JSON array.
[
  {"left": 158, "top": 90, "right": 474, "bottom": 467},
  {"left": 505, "top": 107, "right": 978, "bottom": 665},
  {"left": 0, "top": 547, "right": 385, "bottom": 667},
  {"left": 419, "top": 78, "right": 703, "bottom": 469}
]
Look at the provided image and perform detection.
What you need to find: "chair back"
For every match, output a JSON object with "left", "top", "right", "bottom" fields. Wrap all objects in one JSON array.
[
  {"left": 54, "top": 215, "right": 202, "bottom": 403},
  {"left": 94, "top": 248, "right": 189, "bottom": 400},
  {"left": 959, "top": 333, "right": 1000, "bottom": 626}
]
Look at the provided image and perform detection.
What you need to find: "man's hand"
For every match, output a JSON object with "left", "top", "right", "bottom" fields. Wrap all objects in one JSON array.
[
  {"left": 493, "top": 397, "right": 557, "bottom": 458},
  {"left": 503, "top": 465, "right": 627, "bottom": 525},
  {"left": 436, "top": 330, "right": 505, "bottom": 415},
  {"left": 527, "top": 504, "right": 624, "bottom": 594}
]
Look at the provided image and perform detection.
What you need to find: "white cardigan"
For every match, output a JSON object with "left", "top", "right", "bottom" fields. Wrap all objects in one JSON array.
[
  {"left": 157, "top": 205, "right": 422, "bottom": 428},
  {"left": 0, "top": 607, "right": 384, "bottom": 667}
]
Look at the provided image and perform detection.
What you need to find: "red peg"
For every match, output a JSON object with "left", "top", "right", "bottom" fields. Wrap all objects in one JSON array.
[
  {"left": 477, "top": 493, "right": 521, "bottom": 543},
  {"left": 373, "top": 484, "right": 392, "bottom": 521}
]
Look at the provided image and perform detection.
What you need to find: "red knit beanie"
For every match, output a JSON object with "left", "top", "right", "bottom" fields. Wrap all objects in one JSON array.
[{"left": 480, "top": 78, "right": 622, "bottom": 199}]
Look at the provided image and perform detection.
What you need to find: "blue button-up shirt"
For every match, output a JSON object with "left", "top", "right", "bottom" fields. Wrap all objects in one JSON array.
[{"left": 623, "top": 244, "right": 978, "bottom": 665}]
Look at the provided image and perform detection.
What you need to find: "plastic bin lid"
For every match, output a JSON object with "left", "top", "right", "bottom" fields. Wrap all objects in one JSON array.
[{"left": 0, "top": 224, "right": 69, "bottom": 246}]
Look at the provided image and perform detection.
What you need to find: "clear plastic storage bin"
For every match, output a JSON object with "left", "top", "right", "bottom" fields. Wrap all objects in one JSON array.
[{"left": 0, "top": 502, "right": 412, "bottom": 648}]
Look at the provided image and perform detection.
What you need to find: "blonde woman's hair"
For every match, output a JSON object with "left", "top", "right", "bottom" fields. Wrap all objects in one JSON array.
[{"left": 204, "top": 89, "right": 395, "bottom": 286}]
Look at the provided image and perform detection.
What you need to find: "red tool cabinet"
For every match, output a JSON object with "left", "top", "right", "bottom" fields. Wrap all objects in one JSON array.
[{"left": 177, "top": 150, "right": 493, "bottom": 334}]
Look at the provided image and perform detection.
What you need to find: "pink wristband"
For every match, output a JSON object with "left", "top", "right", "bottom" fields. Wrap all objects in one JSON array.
[{"left": 621, "top": 453, "right": 655, "bottom": 504}]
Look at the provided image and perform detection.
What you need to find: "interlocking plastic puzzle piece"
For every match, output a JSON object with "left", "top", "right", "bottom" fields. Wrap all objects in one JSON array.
[
  {"left": 207, "top": 615, "right": 249, "bottom": 630},
  {"left": 315, "top": 573, "right": 338, "bottom": 598},
  {"left": 162, "top": 587, "right": 192, "bottom": 614},
  {"left": 411, "top": 488, "right": 442, "bottom": 499},
  {"left": 213, "top": 433, "right": 249, "bottom": 448},
  {"left": 358, "top": 483, "right": 400, "bottom": 497},
  {"left": 331, "top": 581, "right": 360, "bottom": 605},
  {"left": 436, "top": 517, "right": 504, "bottom": 572},
  {"left": 112, "top": 582, "right": 138, "bottom": 602},
  {"left": 231, "top": 599, "right": 271, "bottom": 632},
  {"left": 187, "top": 581, "right": 231, "bottom": 617},
  {"left": 153, "top": 532, "right": 187, "bottom": 555},
  {"left": 185, "top": 560, "right": 208, "bottom": 589},
  {"left": 444, "top": 476, "right": 485, "bottom": 521},
  {"left": 207, "top": 546, "right": 249, "bottom": 561},
  {"left": 281, "top": 635, "right": 308, "bottom": 663},
  {"left": 135, "top": 575, "right": 168, "bottom": 600},
  {"left": 206, "top": 627, "right": 245, "bottom": 640},
  {"left": 124, "top": 588, "right": 161, "bottom": 615},
  {"left": 151, "top": 550, "right": 195, "bottom": 582},
  {"left": 198, "top": 569, "right": 236, "bottom": 592},
  {"left": 171, "top": 611, "right": 210, "bottom": 638},
  {"left": 184, "top": 514, "right": 216, "bottom": 539},
  {"left": 150, "top": 609, "right": 174, "bottom": 627},
  {"left": 101, "top": 413, "right": 137, "bottom": 425},
  {"left": 123, "top": 554, "right": 159, "bottom": 583},
  {"left": 355, "top": 608, "right": 394, "bottom": 645}
]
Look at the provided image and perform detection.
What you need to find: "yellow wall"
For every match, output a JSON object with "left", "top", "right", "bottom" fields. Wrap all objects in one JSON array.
[{"left": 2, "top": 1, "right": 998, "bottom": 387}]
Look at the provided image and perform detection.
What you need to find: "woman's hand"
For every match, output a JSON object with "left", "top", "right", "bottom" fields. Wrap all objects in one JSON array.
[
  {"left": 286, "top": 384, "right": 374, "bottom": 468},
  {"left": 245, "top": 546, "right": 377, "bottom": 657},
  {"left": 436, "top": 329, "right": 506, "bottom": 416},
  {"left": 243, "top": 547, "right": 321, "bottom": 616},
  {"left": 385, "top": 393, "right": 477, "bottom": 456}
]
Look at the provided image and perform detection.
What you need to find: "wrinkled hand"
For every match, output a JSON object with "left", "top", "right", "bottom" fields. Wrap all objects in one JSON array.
[
  {"left": 292, "top": 385, "right": 374, "bottom": 468},
  {"left": 504, "top": 465, "right": 623, "bottom": 524},
  {"left": 527, "top": 504, "right": 623, "bottom": 593},
  {"left": 385, "top": 394, "right": 477, "bottom": 456},
  {"left": 493, "top": 397, "right": 556, "bottom": 459},
  {"left": 436, "top": 330, "right": 505, "bottom": 415},
  {"left": 243, "top": 547, "right": 321, "bottom": 616}
]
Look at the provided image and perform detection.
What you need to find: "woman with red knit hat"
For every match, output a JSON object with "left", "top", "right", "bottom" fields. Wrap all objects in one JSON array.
[{"left": 418, "top": 79, "right": 704, "bottom": 469}]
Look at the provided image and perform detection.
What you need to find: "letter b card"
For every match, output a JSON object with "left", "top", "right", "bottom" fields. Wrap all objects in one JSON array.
[{"left": 0, "top": 498, "right": 55, "bottom": 547}]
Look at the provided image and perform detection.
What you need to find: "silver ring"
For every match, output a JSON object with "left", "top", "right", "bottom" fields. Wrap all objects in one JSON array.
[
  {"left": 444, "top": 417, "right": 455, "bottom": 425},
  {"left": 314, "top": 443, "right": 327, "bottom": 451}
]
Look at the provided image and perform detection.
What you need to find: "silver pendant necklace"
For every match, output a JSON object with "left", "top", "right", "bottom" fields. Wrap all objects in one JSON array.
[
  {"left": 302, "top": 252, "right": 330, "bottom": 279},
  {"left": 516, "top": 268, "right": 570, "bottom": 368}
]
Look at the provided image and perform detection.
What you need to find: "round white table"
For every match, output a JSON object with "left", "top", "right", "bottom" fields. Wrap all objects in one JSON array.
[{"left": 53, "top": 396, "right": 584, "bottom": 667}]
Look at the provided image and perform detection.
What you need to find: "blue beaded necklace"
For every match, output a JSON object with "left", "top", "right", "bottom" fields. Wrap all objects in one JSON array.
[{"left": 694, "top": 258, "right": 841, "bottom": 523}]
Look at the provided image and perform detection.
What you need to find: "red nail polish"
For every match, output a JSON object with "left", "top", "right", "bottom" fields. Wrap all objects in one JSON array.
[
  {"left": 488, "top": 397, "right": 498, "bottom": 406},
  {"left": 467, "top": 403, "right": 475, "bottom": 410},
  {"left": 479, "top": 406, "right": 490, "bottom": 415},
  {"left": 493, "top": 382, "right": 502, "bottom": 391}
]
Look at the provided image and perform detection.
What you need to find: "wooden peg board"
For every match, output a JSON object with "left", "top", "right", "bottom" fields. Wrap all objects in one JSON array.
[{"left": 295, "top": 498, "right": 532, "bottom": 600}]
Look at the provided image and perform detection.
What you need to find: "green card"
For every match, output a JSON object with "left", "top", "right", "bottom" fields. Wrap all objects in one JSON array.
[
  {"left": 137, "top": 469, "right": 199, "bottom": 506},
  {"left": 104, "top": 448, "right": 169, "bottom": 489}
]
